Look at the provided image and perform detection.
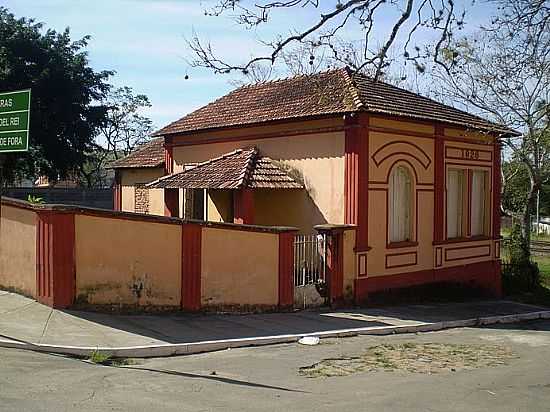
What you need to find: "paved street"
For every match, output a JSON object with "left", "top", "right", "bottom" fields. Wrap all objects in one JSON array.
[{"left": 1, "top": 320, "right": 550, "bottom": 411}]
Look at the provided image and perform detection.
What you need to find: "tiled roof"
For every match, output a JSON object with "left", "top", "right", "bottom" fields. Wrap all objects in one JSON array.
[
  {"left": 146, "top": 147, "right": 303, "bottom": 190},
  {"left": 108, "top": 138, "right": 165, "bottom": 169},
  {"left": 154, "top": 67, "right": 514, "bottom": 136}
]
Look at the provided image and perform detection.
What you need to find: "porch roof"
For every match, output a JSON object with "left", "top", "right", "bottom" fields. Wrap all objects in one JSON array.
[{"left": 146, "top": 147, "right": 304, "bottom": 190}]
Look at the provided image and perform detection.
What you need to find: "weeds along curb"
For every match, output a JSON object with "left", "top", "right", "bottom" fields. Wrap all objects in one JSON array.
[{"left": 1, "top": 311, "right": 549, "bottom": 359}]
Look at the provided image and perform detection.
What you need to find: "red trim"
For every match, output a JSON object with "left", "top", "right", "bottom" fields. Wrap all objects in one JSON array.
[
  {"left": 372, "top": 140, "right": 431, "bottom": 169},
  {"left": 164, "top": 144, "right": 174, "bottom": 175},
  {"left": 113, "top": 170, "right": 122, "bottom": 211},
  {"left": 444, "top": 244, "right": 491, "bottom": 262},
  {"left": 385, "top": 251, "right": 418, "bottom": 269},
  {"left": 492, "top": 142, "right": 501, "bottom": 239},
  {"left": 164, "top": 188, "right": 179, "bottom": 217},
  {"left": 171, "top": 125, "right": 347, "bottom": 147},
  {"left": 387, "top": 241, "right": 418, "bottom": 249},
  {"left": 36, "top": 211, "right": 75, "bottom": 309},
  {"left": 181, "top": 223, "right": 202, "bottom": 311},
  {"left": 354, "top": 260, "right": 502, "bottom": 303},
  {"left": 327, "top": 230, "right": 344, "bottom": 306},
  {"left": 433, "top": 125, "right": 445, "bottom": 242},
  {"left": 445, "top": 145, "right": 493, "bottom": 162},
  {"left": 369, "top": 125, "right": 434, "bottom": 140},
  {"left": 278, "top": 231, "right": 295, "bottom": 309},
  {"left": 433, "top": 236, "right": 493, "bottom": 245},
  {"left": 233, "top": 188, "right": 255, "bottom": 224},
  {"left": 344, "top": 114, "right": 369, "bottom": 252}
]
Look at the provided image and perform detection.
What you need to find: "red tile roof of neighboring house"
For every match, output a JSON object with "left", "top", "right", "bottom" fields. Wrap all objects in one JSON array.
[
  {"left": 154, "top": 67, "right": 515, "bottom": 137},
  {"left": 108, "top": 138, "right": 165, "bottom": 169},
  {"left": 146, "top": 147, "right": 303, "bottom": 190}
]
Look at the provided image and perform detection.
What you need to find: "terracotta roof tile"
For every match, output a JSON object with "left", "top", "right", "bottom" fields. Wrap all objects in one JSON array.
[
  {"left": 109, "top": 138, "right": 165, "bottom": 169},
  {"left": 154, "top": 67, "right": 514, "bottom": 136},
  {"left": 147, "top": 147, "right": 303, "bottom": 190}
]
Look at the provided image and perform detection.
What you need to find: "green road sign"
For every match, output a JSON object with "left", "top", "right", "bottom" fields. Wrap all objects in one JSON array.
[{"left": 0, "top": 89, "right": 31, "bottom": 153}]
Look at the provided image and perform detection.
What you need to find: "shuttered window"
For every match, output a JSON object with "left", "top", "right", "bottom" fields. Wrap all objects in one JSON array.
[
  {"left": 389, "top": 166, "right": 413, "bottom": 243},
  {"left": 446, "top": 169, "right": 465, "bottom": 239}
]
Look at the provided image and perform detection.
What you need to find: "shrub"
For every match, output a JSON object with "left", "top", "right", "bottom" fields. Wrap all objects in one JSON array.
[{"left": 502, "top": 225, "right": 540, "bottom": 294}]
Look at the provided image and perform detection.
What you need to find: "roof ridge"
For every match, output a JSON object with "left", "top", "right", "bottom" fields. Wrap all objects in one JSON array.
[
  {"left": 239, "top": 147, "right": 259, "bottom": 188},
  {"left": 341, "top": 66, "right": 365, "bottom": 111},
  {"left": 235, "top": 67, "right": 348, "bottom": 90}
]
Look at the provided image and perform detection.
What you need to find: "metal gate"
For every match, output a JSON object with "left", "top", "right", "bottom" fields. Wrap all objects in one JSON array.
[{"left": 293, "top": 233, "right": 327, "bottom": 308}]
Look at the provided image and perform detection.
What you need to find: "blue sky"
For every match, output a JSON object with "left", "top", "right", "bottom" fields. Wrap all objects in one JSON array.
[{"left": 3, "top": 1, "right": 495, "bottom": 129}]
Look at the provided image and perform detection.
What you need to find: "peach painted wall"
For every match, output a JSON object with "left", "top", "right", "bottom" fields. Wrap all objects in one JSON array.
[
  {"left": 367, "top": 117, "right": 435, "bottom": 277},
  {"left": 201, "top": 227, "right": 279, "bottom": 307},
  {"left": 172, "top": 131, "right": 346, "bottom": 229},
  {"left": 0, "top": 205, "right": 37, "bottom": 297},
  {"left": 74, "top": 215, "right": 182, "bottom": 307},
  {"left": 120, "top": 167, "right": 165, "bottom": 213}
]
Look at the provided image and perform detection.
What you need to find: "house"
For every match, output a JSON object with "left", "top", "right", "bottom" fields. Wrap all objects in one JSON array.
[{"left": 110, "top": 67, "right": 515, "bottom": 301}]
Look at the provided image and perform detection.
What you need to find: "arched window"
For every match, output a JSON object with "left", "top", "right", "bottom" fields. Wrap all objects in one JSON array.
[{"left": 389, "top": 166, "right": 413, "bottom": 243}]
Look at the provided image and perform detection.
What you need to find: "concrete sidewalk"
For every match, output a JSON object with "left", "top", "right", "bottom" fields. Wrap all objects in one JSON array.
[{"left": 1, "top": 290, "right": 549, "bottom": 357}]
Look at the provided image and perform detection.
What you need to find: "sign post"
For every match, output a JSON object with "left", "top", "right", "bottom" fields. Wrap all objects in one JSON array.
[{"left": 0, "top": 89, "right": 31, "bottom": 235}]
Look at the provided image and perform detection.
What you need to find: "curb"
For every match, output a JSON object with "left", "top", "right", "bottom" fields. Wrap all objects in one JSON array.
[{"left": 1, "top": 310, "right": 549, "bottom": 359}]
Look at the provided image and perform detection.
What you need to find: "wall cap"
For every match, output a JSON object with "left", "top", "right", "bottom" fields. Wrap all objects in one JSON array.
[
  {"left": 314, "top": 224, "right": 357, "bottom": 234},
  {"left": 1, "top": 196, "right": 299, "bottom": 234}
]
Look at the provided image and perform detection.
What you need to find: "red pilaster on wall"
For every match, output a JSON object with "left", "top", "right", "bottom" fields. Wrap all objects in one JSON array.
[
  {"left": 36, "top": 211, "right": 75, "bottom": 309},
  {"left": 113, "top": 170, "right": 122, "bottom": 211},
  {"left": 278, "top": 231, "right": 295, "bottom": 309},
  {"left": 164, "top": 142, "right": 174, "bottom": 175},
  {"left": 433, "top": 124, "right": 445, "bottom": 242},
  {"left": 233, "top": 188, "right": 255, "bottom": 224},
  {"left": 164, "top": 188, "right": 179, "bottom": 217},
  {"left": 493, "top": 141, "right": 502, "bottom": 239},
  {"left": 344, "top": 113, "right": 369, "bottom": 251},
  {"left": 181, "top": 223, "right": 202, "bottom": 311}
]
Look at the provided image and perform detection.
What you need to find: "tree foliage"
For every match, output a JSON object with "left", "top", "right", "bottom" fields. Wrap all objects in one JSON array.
[
  {"left": 0, "top": 7, "right": 112, "bottom": 184},
  {"left": 434, "top": 0, "right": 550, "bottom": 255},
  {"left": 77, "top": 87, "right": 154, "bottom": 188}
]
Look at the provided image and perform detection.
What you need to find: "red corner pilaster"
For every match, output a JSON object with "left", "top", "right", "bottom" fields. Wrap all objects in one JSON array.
[
  {"left": 233, "top": 188, "right": 255, "bottom": 224},
  {"left": 113, "top": 170, "right": 122, "bottom": 211},
  {"left": 181, "top": 223, "right": 202, "bottom": 311},
  {"left": 36, "top": 211, "right": 75, "bottom": 309},
  {"left": 345, "top": 114, "right": 369, "bottom": 251},
  {"left": 164, "top": 188, "right": 179, "bottom": 217},
  {"left": 164, "top": 138, "right": 174, "bottom": 175},
  {"left": 493, "top": 141, "right": 502, "bottom": 239},
  {"left": 278, "top": 231, "right": 295, "bottom": 309},
  {"left": 433, "top": 124, "right": 445, "bottom": 242},
  {"left": 316, "top": 225, "right": 345, "bottom": 307}
]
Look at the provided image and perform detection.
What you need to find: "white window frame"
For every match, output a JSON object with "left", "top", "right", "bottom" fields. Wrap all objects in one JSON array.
[{"left": 388, "top": 165, "right": 413, "bottom": 244}]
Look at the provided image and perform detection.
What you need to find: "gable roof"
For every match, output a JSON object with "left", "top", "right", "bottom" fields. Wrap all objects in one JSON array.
[
  {"left": 154, "top": 67, "right": 514, "bottom": 137},
  {"left": 109, "top": 138, "right": 165, "bottom": 169},
  {"left": 146, "top": 147, "right": 303, "bottom": 190}
]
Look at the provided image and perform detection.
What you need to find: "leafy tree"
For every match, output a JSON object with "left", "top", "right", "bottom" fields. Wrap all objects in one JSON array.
[
  {"left": 76, "top": 87, "right": 154, "bottom": 188},
  {"left": 0, "top": 7, "right": 112, "bottom": 184}
]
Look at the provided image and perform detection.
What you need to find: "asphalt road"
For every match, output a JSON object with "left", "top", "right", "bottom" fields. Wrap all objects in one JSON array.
[{"left": 1, "top": 321, "right": 550, "bottom": 412}]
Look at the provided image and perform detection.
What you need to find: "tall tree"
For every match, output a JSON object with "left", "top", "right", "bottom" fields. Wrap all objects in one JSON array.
[
  {"left": 0, "top": 7, "right": 112, "bottom": 184},
  {"left": 434, "top": 0, "right": 550, "bottom": 255},
  {"left": 77, "top": 87, "right": 154, "bottom": 188}
]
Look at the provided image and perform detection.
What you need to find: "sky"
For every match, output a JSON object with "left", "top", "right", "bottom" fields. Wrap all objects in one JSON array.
[{"left": 2, "top": 0, "right": 496, "bottom": 130}]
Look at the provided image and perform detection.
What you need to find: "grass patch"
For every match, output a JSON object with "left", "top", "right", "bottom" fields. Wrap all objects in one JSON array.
[
  {"left": 505, "top": 255, "right": 550, "bottom": 307},
  {"left": 299, "top": 343, "right": 515, "bottom": 378},
  {"left": 88, "top": 350, "right": 133, "bottom": 366}
]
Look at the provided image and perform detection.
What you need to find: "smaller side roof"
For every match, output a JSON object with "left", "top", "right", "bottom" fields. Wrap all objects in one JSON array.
[
  {"left": 108, "top": 138, "right": 165, "bottom": 169},
  {"left": 146, "top": 147, "right": 303, "bottom": 190}
]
